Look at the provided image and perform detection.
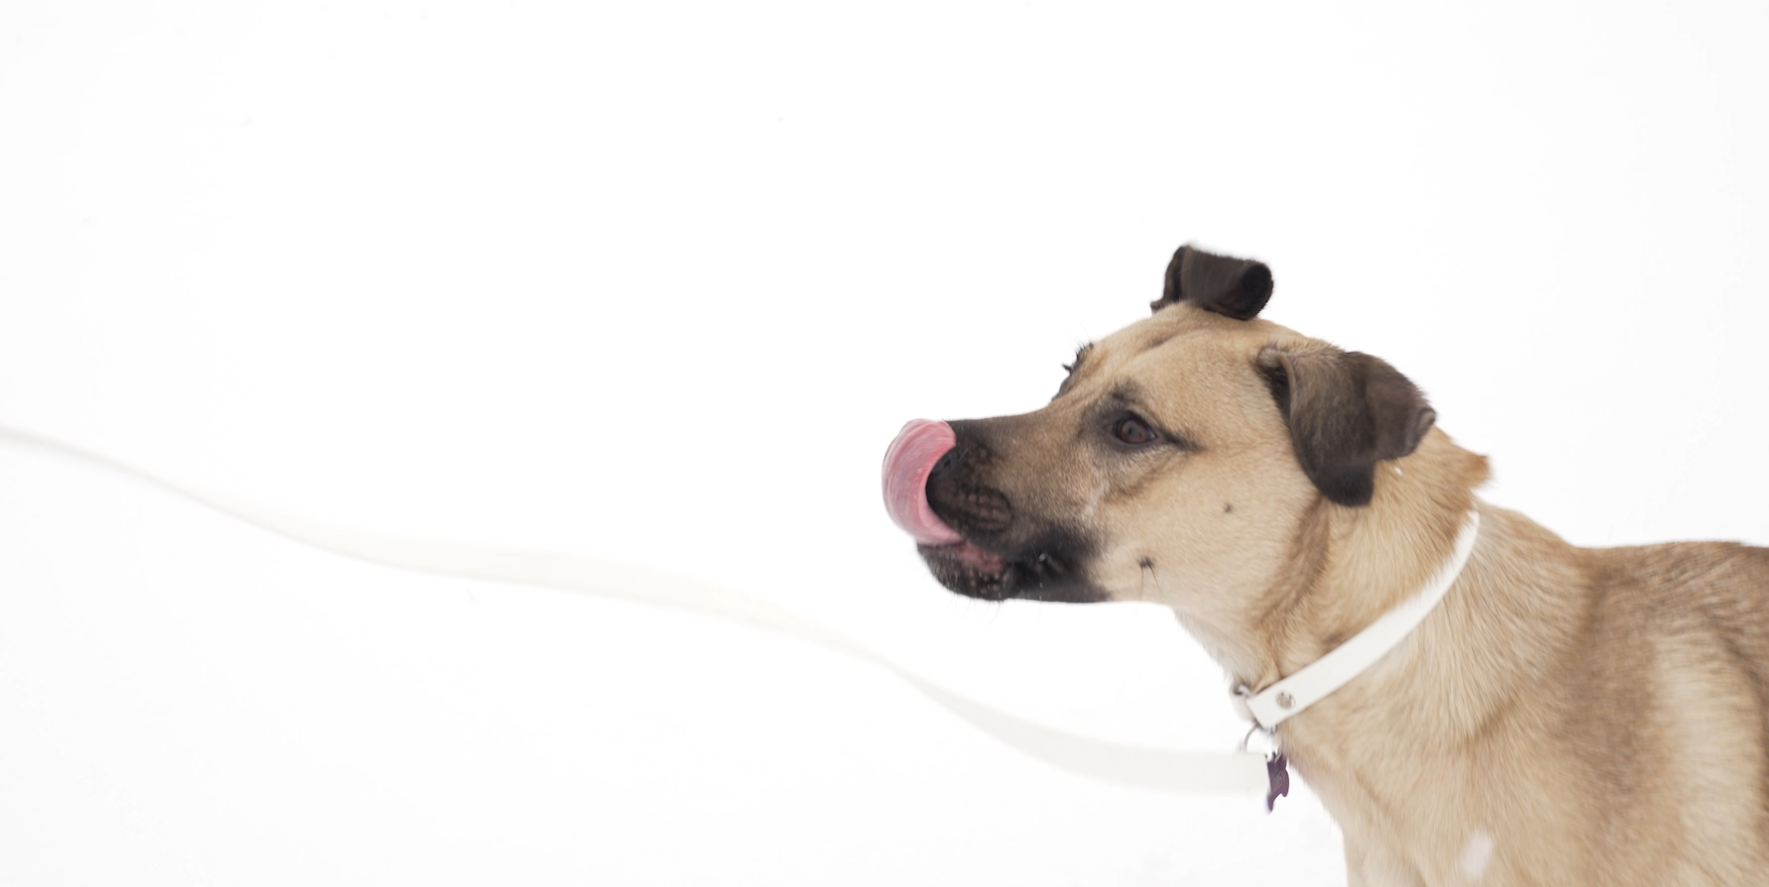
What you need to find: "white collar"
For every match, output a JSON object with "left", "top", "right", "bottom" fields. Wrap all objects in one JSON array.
[{"left": 1232, "top": 509, "right": 1482, "bottom": 731}]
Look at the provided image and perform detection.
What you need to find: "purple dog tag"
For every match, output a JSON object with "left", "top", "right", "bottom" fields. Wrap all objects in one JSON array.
[{"left": 1265, "top": 753, "right": 1289, "bottom": 812}]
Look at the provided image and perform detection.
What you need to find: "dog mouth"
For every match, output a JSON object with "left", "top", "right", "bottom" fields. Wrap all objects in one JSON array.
[
  {"left": 881, "top": 419, "right": 1007, "bottom": 594},
  {"left": 916, "top": 539, "right": 1086, "bottom": 602},
  {"left": 882, "top": 419, "right": 1093, "bottom": 602},
  {"left": 917, "top": 540, "right": 1011, "bottom": 597}
]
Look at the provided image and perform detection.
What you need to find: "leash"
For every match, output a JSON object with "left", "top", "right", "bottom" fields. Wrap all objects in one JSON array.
[{"left": 0, "top": 425, "right": 1275, "bottom": 799}]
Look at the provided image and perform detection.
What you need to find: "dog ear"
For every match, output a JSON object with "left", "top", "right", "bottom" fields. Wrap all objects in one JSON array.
[
  {"left": 1150, "top": 245, "right": 1274, "bottom": 319},
  {"left": 1256, "top": 343, "right": 1436, "bottom": 507}
]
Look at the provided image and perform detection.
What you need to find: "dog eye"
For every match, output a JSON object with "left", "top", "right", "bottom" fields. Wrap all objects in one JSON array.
[{"left": 1113, "top": 415, "right": 1158, "bottom": 445}]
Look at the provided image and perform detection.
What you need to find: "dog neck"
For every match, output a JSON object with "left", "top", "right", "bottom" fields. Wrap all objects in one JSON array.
[
  {"left": 1233, "top": 508, "right": 1481, "bottom": 729},
  {"left": 1210, "top": 430, "right": 1495, "bottom": 721}
]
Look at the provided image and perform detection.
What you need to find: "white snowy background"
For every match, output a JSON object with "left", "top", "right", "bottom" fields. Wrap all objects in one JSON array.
[{"left": 2, "top": 1, "right": 1766, "bottom": 884}]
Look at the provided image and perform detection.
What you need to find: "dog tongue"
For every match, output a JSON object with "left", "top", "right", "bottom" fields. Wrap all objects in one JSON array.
[{"left": 882, "top": 419, "right": 964, "bottom": 546}]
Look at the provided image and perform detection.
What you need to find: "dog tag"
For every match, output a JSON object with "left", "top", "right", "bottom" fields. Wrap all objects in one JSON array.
[{"left": 1265, "top": 753, "right": 1289, "bottom": 812}]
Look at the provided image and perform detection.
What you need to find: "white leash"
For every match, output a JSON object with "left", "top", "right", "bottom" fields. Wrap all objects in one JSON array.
[{"left": 0, "top": 425, "right": 1272, "bottom": 797}]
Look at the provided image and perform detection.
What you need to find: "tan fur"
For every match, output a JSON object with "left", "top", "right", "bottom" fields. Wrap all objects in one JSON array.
[{"left": 991, "top": 303, "right": 1769, "bottom": 885}]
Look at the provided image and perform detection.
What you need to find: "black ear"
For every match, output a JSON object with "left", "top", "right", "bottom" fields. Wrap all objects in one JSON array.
[
  {"left": 1150, "top": 244, "right": 1274, "bottom": 319},
  {"left": 1256, "top": 343, "right": 1436, "bottom": 507}
]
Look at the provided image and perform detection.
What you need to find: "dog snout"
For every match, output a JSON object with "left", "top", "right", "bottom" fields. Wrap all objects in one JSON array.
[{"left": 925, "top": 431, "right": 1014, "bottom": 538}]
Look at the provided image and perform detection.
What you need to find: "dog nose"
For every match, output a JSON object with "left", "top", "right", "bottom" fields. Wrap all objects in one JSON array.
[
  {"left": 882, "top": 419, "right": 964, "bottom": 546},
  {"left": 925, "top": 444, "right": 1013, "bottom": 535}
]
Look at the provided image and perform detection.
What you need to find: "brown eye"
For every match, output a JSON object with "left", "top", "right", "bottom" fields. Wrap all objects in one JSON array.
[{"left": 1114, "top": 415, "right": 1157, "bottom": 445}]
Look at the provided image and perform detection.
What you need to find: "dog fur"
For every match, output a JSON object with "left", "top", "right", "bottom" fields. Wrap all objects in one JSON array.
[{"left": 911, "top": 245, "right": 1769, "bottom": 886}]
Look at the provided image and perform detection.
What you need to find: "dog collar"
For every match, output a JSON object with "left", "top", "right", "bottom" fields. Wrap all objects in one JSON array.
[{"left": 1232, "top": 509, "right": 1481, "bottom": 731}]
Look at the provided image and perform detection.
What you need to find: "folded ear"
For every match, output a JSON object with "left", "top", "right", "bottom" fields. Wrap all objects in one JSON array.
[
  {"left": 1150, "top": 244, "right": 1274, "bottom": 319},
  {"left": 1255, "top": 343, "right": 1436, "bottom": 507}
]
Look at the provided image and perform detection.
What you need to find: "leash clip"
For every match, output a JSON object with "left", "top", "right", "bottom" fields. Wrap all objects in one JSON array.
[
  {"left": 1232, "top": 690, "right": 1287, "bottom": 813},
  {"left": 1238, "top": 723, "right": 1270, "bottom": 754}
]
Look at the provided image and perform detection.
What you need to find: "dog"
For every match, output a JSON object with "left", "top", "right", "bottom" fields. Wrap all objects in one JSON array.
[{"left": 881, "top": 245, "right": 1769, "bottom": 886}]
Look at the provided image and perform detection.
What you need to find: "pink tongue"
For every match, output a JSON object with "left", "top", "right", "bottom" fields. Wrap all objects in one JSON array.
[{"left": 881, "top": 419, "right": 964, "bottom": 546}]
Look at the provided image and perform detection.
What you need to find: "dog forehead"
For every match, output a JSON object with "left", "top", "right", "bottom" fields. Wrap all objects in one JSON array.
[
  {"left": 1072, "top": 308, "right": 1310, "bottom": 443},
  {"left": 1093, "top": 304, "right": 1298, "bottom": 379}
]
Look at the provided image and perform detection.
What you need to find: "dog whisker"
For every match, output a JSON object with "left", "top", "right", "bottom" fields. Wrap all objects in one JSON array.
[{"left": 1137, "top": 555, "right": 1161, "bottom": 600}]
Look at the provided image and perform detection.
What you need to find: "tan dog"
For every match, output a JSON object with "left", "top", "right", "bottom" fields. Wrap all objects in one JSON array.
[{"left": 882, "top": 246, "right": 1769, "bottom": 886}]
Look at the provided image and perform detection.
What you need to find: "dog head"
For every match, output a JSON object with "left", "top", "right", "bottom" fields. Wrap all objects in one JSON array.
[{"left": 883, "top": 245, "right": 1442, "bottom": 625}]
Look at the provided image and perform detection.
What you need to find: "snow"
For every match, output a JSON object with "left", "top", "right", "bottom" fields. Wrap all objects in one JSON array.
[{"left": 2, "top": 1, "right": 1766, "bottom": 884}]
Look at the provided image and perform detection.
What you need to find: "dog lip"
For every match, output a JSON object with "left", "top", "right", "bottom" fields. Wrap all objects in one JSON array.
[
  {"left": 917, "top": 540, "right": 1014, "bottom": 601},
  {"left": 917, "top": 532, "right": 1104, "bottom": 603},
  {"left": 921, "top": 538, "right": 1005, "bottom": 572}
]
